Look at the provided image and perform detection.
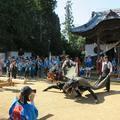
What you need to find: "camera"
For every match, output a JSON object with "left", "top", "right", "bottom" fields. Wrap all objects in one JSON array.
[{"left": 32, "top": 89, "right": 36, "bottom": 93}]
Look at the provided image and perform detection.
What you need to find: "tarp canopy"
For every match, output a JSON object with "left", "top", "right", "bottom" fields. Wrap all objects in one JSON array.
[{"left": 85, "top": 41, "right": 120, "bottom": 57}]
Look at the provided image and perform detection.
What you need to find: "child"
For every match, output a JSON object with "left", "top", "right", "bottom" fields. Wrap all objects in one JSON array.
[{"left": 9, "top": 86, "right": 38, "bottom": 120}]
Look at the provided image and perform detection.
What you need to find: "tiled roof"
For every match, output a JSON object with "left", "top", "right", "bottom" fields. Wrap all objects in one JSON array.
[{"left": 71, "top": 8, "right": 120, "bottom": 33}]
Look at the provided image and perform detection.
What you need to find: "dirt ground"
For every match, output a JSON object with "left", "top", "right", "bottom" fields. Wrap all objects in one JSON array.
[{"left": 0, "top": 79, "right": 120, "bottom": 120}]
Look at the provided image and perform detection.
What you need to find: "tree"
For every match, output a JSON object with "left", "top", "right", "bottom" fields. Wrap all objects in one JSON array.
[
  {"left": 62, "top": 0, "right": 74, "bottom": 42},
  {"left": 0, "top": 0, "right": 63, "bottom": 56},
  {"left": 62, "top": 0, "right": 85, "bottom": 56},
  {"left": 36, "top": 0, "right": 62, "bottom": 55},
  {"left": 0, "top": 0, "right": 37, "bottom": 50}
]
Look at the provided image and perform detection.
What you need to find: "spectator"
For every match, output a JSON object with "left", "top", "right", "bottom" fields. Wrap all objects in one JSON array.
[
  {"left": 117, "top": 65, "right": 120, "bottom": 79},
  {"left": 85, "top": 55, "right": 93, "bottom": 78},
  {"left": 7, "top": 57, "right": 11, "bottom": 78},
  {"left": 112, "top": 57, "right": 117, "bottom": 73},
  {"left": 0, "top": 58, "right": 3, "bottom": 76},
  {"left": 9, "top": 86, "right": 38, "bottom": 120},
  {"left": 96, "top": 55, "right": 104, "bottom": 76},
  {"left": 18, "top": 48, "right": 24, "bottom": 57},
  {"left": 79, "top": 67, "right": 85, "bottom": 76},
  {"left": 24, "top": 60, "right": 30, "bottom": 79},
  {"left": 75, "top": 57, "right": 81, "bottom": 77},
  {"left": 12, "top": 60, "right": 18, "bottom": 79}
]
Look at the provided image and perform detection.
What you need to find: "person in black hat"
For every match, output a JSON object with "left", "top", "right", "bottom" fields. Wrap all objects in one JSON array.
[
  {"left": 19, "top": 86, "right": 37, "bottom": 103},
  {"left": 9, "top": 86, "right": 38, "bottom": 120}
]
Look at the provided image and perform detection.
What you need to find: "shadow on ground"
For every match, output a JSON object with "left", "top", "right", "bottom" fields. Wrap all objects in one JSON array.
[
  {"left": 1, "top": 88, "right": 20, "bottom": 93},
  {"left": 46, "top": 90, "right": 63, "bottom": 94},
  {"left": 0, "top": 118, "right": 8, "bottom": 120},
  {"left": 0, "top": 114, "right": 54, "bottom": 120},
  {"left": 64, "top": 90, "right": 120, "bottom": 104},
  {"left": 38, "top": 113, "right": 54, "bottom": 120},
  {"left": 24, "top": 82, "right": 35, "bottom": 85}
]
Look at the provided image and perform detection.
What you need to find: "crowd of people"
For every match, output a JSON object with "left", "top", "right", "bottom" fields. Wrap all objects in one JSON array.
[
  {"left": 0, "top": 55, "right": 94, "bottom": 80},
  {"left": 0, "top": 53, "right": 119, "bottom": 81},
  {"left": 8, "top": 54, "right": 118, "bottom": 119},
  {"left": 4, "top": 52, "right": 119, "bottom": 119},
  {"left": 0, "top": 55, "right": 61, "bottom": 79}
]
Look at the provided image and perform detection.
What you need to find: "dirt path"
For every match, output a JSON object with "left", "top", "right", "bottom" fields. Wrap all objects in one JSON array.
[{"left": 0, "top": 79, "right": 120, "bottom": 120}]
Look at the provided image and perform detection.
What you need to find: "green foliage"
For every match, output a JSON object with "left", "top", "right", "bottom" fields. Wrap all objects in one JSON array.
[
  {"left": 0, "top": 0, "right": 62, "bottom": 55},
  {"left": 0, "top": 0, "right": 36, "bottom": 49},
  {"left": 62, "top": 0, "right": 74, "bottom": 41},
  {"left": 36, "top": 0, "right": 57, "bottom": 12},
  {"left": 62, "top": 0, "right": 86, "bottom": 56},
  {"left": 37, "top": 0, "right": 62, "bottom": 55}
]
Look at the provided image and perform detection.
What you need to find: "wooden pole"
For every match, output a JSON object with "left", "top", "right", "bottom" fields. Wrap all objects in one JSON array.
[{"left": 97, "top": 33, "right": 100, "bottom": 58}]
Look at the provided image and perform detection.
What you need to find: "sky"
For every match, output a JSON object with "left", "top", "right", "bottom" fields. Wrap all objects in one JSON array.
[{"left": 55, "top": 0, "right": 120, "bottom": 27}]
